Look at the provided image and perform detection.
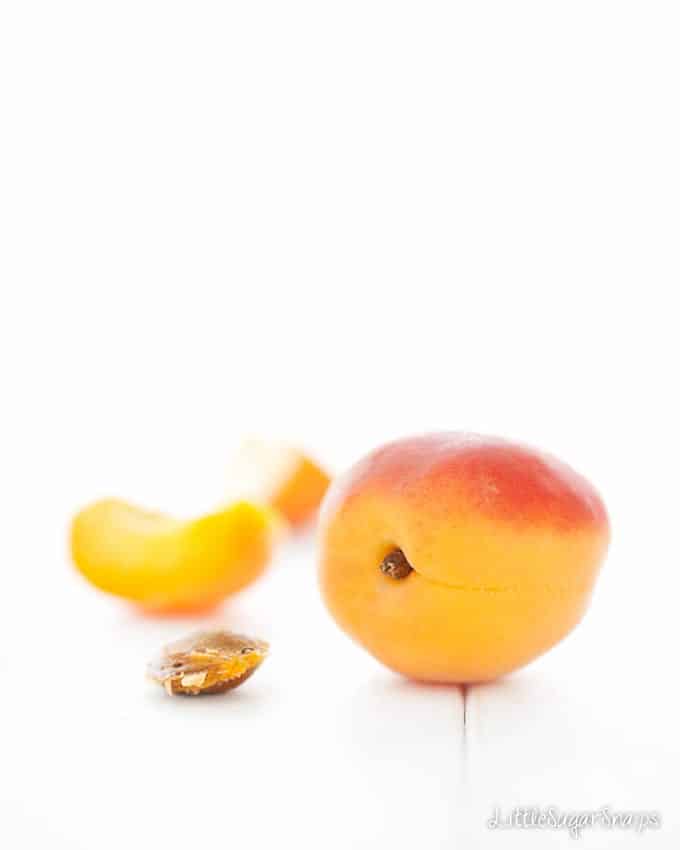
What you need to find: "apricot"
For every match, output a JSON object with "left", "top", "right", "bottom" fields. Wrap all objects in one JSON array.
[
  {"left": 227, "top": 440, "right": 331, "bottom": 529},
  {"left": 70, "top": 500, "right": 276, "bottom": 612},
  {"left": 318, "top": 433, "right": 610, "bottom": 683}
]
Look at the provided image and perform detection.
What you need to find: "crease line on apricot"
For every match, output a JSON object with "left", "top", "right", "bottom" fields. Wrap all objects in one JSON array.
[{"left": 402, "top": 572, "right": 588, "bottom": 595}]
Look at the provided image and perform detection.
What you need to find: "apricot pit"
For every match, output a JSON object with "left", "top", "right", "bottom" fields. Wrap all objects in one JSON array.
[{"left": 147, "top": 630, "right": 269, "bottom": 696}]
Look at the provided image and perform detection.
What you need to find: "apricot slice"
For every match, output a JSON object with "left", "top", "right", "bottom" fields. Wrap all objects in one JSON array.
[
  {"left": 319, "top": 433, "right": 611, "bottom": 684},
  {"left": 147, "top": 630, "right": 269, "bottom": 695},
  {"left": 70, "top": 499, "right": 276, "bottom": 611},
  {"left": 226, "top": 440, "right": 331, "bottom": 529}
]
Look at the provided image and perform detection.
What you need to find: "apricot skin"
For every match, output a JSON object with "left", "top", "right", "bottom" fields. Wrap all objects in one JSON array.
[
  {"left": 70, "top": 500, "right": 275, "bottom": 612},
  {"left": 318, "top": 433, "right": 610, "bottom": 683}
]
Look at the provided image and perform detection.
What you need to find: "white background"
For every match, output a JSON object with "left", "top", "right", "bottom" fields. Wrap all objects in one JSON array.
[{"left": 1, "top": 2, "right": 679, "bottom": 847}]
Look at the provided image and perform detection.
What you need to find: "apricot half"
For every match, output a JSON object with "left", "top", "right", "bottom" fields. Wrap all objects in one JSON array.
[
  {"left": 70, "top": 500, "right": 276, "bottom": 612},
  {"left": 226, "top": 440, "right": 331, "bottom": 529},
  {"left": 318, "top": 433, "right": 610, "bottom": 683}
]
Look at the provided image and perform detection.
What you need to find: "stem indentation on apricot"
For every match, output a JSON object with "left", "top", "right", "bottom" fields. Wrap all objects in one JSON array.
[{"left": 380, "top": 549, "right": 413, "bottom": 580}]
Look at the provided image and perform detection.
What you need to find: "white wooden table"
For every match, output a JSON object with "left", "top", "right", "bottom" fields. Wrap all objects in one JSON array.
[{"left": 2, "top": 532, "right": 677, "bottom": 849}]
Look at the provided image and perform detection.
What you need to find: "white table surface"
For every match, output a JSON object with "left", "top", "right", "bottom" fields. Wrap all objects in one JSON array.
[{"left": 2, "top": 528, "right": 677, "bottom": 849}]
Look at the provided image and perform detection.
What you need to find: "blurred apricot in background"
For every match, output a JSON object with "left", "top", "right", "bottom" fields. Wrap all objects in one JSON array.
[{"left": 225, "top": 440, "right": 331, "bottom": 529}]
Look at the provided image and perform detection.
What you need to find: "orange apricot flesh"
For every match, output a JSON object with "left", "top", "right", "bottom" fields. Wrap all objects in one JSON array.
[
  {"left": 318, "top": 433, "right": 610, "bottom": 683},
  {"left": 70, "top": 499, "right": 276, "bottom": 612}
]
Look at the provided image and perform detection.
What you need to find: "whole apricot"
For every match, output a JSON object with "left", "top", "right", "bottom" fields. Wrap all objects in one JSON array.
[{"left": 318, "top": 433, "right": 610, "bottom": 683}]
